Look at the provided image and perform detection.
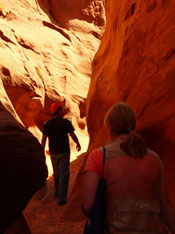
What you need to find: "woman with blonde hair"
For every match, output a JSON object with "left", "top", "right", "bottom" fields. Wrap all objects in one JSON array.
[{"left": 82, "top": 102, "right": 175, "bottom": 233}]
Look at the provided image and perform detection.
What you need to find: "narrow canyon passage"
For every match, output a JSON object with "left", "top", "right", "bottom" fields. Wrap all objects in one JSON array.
[
  {"left": 23, "top": 126, "right": 90, "bottom": 234},
  {"left": 1, "top": 0, "right": 175, "bottom": 233},
  {"left": 0, "top": 0, "right": 105, "bottom": 232},
  {"left": 23, "top": 150, "right": 87, "bottom": 234}
]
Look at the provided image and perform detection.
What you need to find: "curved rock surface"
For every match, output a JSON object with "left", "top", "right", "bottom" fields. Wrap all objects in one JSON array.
[
  {"left": 0, "top": 0, "right": 105, "bottom": 232},
  {"left": 63, "top": 1, "right": 175, "bottom": 223},
  {"left": 86, "top": 0, "right": 175, "bottom": 202},
  {"left": 0, "top": 101, "right": 48, "bottom": 233},
  {"left": 0, "top": 0, "right": 105, "bottom": 142},
  {"left": 2, "top": 0, "right": 175, "bottom": 233}
]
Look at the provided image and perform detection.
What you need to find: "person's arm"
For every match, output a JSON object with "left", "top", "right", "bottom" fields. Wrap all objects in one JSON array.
[
  {"left": 69, "top": 131, "right": 81, "bottom": 151},
  {"left": 159, "top": 170, "right": 175, "bottom": 233},
  {"left": 41, "top": 134, "right": 47, "bottom": 150},
  {"left": 81, "top": 149, "right": 104, "bottom": 217},
  {"left": 81, "top": 171, "right": 100, "bottom": 217}
]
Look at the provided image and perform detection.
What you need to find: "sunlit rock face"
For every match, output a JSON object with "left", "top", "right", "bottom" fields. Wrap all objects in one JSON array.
[
  {"left": 86, "top": 0, "right": 175, "bottom": 201},
  {"left": 0, "top": 0, "right": 105, "bottom": 231},
  {"left": 0, "top": 101, "right": 48, "bottom": 233},
  {"left": 0, "top": 0, "right": 105, "bottom": 146}
]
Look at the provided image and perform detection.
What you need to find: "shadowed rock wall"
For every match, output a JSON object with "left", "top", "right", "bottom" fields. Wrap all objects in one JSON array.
[
  {"left": 86, "top": 0, "right": 175, "bottom": 202},
  {"left": 2, "top": 0, "right": 175, "bottom": 231},
  {"left": 0, "top": 102, "right": 48, "bottom": 233},
  {"left": 57, "top": 0, "right": 175, "bottom": 223}
]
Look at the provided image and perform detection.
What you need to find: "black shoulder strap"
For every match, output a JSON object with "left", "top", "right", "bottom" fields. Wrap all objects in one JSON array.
[{"left": 102, "top": 147, "right": 105, "bottom": 178}]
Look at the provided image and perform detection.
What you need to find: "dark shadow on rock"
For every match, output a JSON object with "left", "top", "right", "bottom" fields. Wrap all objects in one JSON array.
[
  {"left": 138, "top": 123, "right": 175, "bottom": 163},
  {"left": 138, "top": 123, "right": 175, "bottom": 204},
  {"left": 0, "top": 102, "right": 48, "bottom": 233},
  {"left": 4, "top": 214, "right": 31, "bottom": 234},
  {"left": 36, "top": 0, "right": 105, "bottom": 29}
]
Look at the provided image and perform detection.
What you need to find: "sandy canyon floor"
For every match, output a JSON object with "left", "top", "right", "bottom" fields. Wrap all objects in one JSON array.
[{"left": 24, "top": 152, "right": 86, "bottom": 234}]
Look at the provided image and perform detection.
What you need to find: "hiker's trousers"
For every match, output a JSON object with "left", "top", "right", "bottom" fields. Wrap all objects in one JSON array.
[{"left": 50, "top": 153, "right": 70, "bottom": 203}]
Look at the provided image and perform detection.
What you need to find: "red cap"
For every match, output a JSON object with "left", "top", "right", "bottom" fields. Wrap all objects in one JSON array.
[{"left": 50, "top": 102, "right": 63, "bottom": 114}]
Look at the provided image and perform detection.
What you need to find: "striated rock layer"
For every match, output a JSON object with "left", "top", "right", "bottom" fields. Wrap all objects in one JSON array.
[
  {"left": 86, "top": 0, "right": 175, "bottom": 201},
  {"left": 0, "top": 0, "right": 105, "bottom": 144}
]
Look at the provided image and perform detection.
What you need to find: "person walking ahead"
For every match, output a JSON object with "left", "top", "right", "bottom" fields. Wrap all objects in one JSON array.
[{"left": 42, "top": 102, "right": 81, "bottom": 206}]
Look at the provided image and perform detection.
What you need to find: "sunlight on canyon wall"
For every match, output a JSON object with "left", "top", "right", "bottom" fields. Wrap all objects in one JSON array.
[
  {"left": 0, "top": 0, "right": 105, "bottom": 154},
  {"left": 1, "top": 0, "right": 175, "bottom": 233},
  {"left": 0, "top": 0, "right": 105, "bottom": 232}
]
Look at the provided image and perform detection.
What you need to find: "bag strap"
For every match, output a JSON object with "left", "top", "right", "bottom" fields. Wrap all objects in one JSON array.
[{"left": 102, "top": 147, "right": 105, "bottom": 178}]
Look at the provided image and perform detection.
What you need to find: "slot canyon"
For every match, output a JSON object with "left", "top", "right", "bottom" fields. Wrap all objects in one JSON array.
[{"left": 0, "top": 0, "right": 175, "bottom": 233}]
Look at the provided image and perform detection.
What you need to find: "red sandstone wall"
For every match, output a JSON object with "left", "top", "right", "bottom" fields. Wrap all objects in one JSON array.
[
  {"left": 86, "top": 0, "right": 175, "bottom": 202},
  {"left": 58, "top": 0, "right": 175, "bottom": 224},
  {"left": 1, "top": 0, "right": 175, "bottom": 231}
]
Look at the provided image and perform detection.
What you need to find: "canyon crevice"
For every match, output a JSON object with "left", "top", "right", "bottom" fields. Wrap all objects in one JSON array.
[
  {"left": 0, "top": 0, "right": 175, "bottom": 233},
  {"left": 0, "top": 0, "right": 105, "bottom": 233}
]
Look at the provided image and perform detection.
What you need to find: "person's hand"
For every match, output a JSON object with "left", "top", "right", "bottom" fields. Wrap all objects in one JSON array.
[{"left": 76, "top": 143, "right": 81, "bottom": 152}]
